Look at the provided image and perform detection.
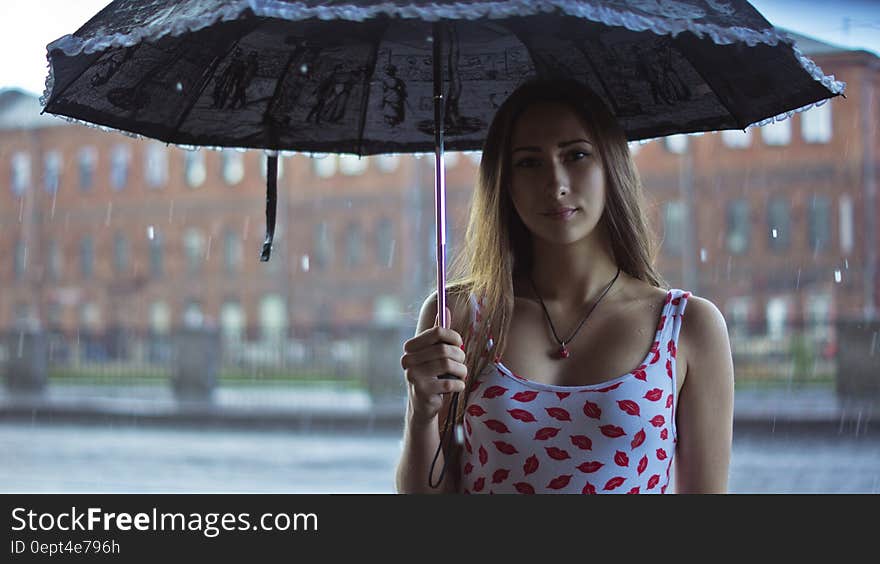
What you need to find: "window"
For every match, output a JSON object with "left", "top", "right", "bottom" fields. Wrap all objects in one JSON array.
[
  {"left": 80, "top": 235, "right": 94, "bottom": 279},
  {"left": 802, "top": 101, "right": 832, "bottom": 143},
  {"left": 465, "top": 151, "right": 482, "bottom": 166},
  {"left": 726, "top": 296, "right": 751, "bottom": 338},
  {"left": 113, "top": 232, "right": 130, "bottom": 274},
  {"left": 80, "top": 301, "right": 101, "bottom": 332},
  {"left": 145, "top": 143, "right": 168, "bottom": 188},
  {"left": 766, "top": 296, "right": 789, "bottom": 340},
  {"left": 221, "top": 301, "right": 245, "bottom": 343},
  {"left": 808, "top": 195, "right": 831, "bottom": 253},
  {"left": 664, "top": 134, "right": 688, "bottom": 154},
  {"left": 805, "top": 293, "right": 832, "bottom": 341},
  {"left": 221, "top": 150, "right": 245, "bottom": 185},
  {"left": 259, "top": 294, "right": 287, "bottom": 341},
  {"left": 47, "top": 240, "right": 62, "bottom": 282},
  {"left": 182, "top": 299, "right": 204, "bottom": 329},
  {"left": 110, "top": 144, "right": 130, "bottom": 190},
  {"left": 344, "top": 221, "right": 363, "bottom": 268},
  {"left": 149, "top": 232, "right": 164, "bottom": 278},
  {"left": 376, "top": 155, "right": 400, "bottom": 172},
  {"left": 760, "top": 118, "right": 791, "bottom": 146},
  {"left": 313, "top": 221, "right": 333, "bottom": 269},
  {"left": 44, "top": 151, "right": 62, "bottom": 194},
  {"left": 14, "top": 239, "right": 27, "bottom": 280},
  {"left": 150, "top": 301, "right": 171, "bottom": 335},
  {"left": 726, "top": 199, "right": 749, "bottom": 254},
  {"left": 224, "top": 228, "right": 243, "bottom": 273},
  {"left": 313, "top": 155, "right": 337, "bottom": 178},
  {"left": 721, "top": 129, "right": 751, "bottom": 149},
  {"left": 11, "top": 152, "right": 31, "bottom": 196},
  {"left": 839, "top": 194, "right": 853, "bottom": 255},
  {"left": 339, "top": 154, "right": 367, "bottom": 175},
  {"left": 78, "top": 147, "right": 96, "bottom": 191},
  {"left": 767, "top": 196, "right": 791, "bottom": 251},
  {"left": 183, "top": 228, "right": 205, "bottom": 273},
  {"left": 662, "top": 200, "right": 686, "bottom": 256},
  {"left": 376, "top": 218, "right": 394, "bottom": 268},
  {"left": 184, "top": 150, "right": 206, "bottom": 188}
]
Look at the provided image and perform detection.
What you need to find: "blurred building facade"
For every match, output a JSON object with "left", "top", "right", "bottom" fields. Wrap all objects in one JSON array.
[{"left": 1, "top": 32, "right": 877, "bottom": 365}]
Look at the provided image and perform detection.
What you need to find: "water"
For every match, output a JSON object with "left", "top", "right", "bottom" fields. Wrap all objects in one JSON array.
[{"left": 1, "top": 422, "right": 877, "bottom": 494}]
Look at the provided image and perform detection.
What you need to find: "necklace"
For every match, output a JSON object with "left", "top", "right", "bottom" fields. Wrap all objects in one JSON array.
[{"left": 528, "top": 267, "right": 621, "bottom": 360}]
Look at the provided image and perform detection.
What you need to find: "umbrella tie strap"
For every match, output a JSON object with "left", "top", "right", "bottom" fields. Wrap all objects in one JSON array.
[
  {"left": 428, "top": 390, "right": 459, "bottom": 489},
  {"left": 260, "top": 155, "right": 278, "bottom": 262}
]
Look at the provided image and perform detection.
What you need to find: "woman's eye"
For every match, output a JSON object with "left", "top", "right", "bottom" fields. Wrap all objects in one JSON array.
[
  {"left": 514, "top": 157, "right": 541, "bottom": 168},
  {"left": 566, "top": 151, "right": 590, "bottom": 162}
]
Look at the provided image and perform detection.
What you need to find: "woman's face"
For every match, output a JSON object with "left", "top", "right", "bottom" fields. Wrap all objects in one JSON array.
[{"left": 508, "top": 101, "right": 606, "bottom": 247}]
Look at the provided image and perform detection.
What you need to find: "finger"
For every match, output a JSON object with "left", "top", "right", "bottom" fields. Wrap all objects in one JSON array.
[
  {"left": 403, "top": 326, "right": 463, "bottom": 352},
  {"left": 401, "top": 344, "right": 465, "bottom": 370},
  {"left": 434, "top": 306, "right": 453, "bottom": 328}
]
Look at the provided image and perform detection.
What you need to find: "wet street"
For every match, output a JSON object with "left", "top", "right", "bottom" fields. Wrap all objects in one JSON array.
[{"left": 2, "top": 421, "right": 878, "bottom": 494}]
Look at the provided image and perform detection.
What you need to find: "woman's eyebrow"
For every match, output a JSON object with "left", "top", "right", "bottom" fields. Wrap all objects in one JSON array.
[{"left": 512, "top": 139, "right": 593, "bottom": 153}]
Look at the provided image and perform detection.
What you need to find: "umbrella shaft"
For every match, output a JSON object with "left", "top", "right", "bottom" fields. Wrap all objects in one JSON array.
[{"left": 433, "top": 22, "right": 448, "bottom": 330}]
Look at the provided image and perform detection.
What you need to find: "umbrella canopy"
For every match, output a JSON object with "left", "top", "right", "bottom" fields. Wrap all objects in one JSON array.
[{"left": 43, "top": 0, "right": 844, "bottom": 153}]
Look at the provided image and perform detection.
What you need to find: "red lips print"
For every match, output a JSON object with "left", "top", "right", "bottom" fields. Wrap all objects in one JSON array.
[
  {"left": 511, "top": 390, "right": 538, "bottom": 402},
  {"left": 637, "top": 455, "right": 648, "bottom": 475},
  {"left": 596, "top": 381, "right": 623, "bottom": 393},
  {"left": 484, "top": 419, "right": 510, "bottom": 433},
  {"left": 494, "top": 441, "right": 518, "bottom": 455},
  {"left": 633, "top": 366, "right": 647, "bottom": 381},
  {"left": 600, "top": 425, "right": 626, "bottom": 438},
  {"left": 660, "top": 429, "right": 668, "bottom": 440},
  {"left": 666, "top": 394, "right": 674, "bottom": 408},
  {"left": 658, "top": 315, "right": 666, "bottom": 331},
  {"left": 656, "top": 448, "right": 668, "bottom": 461},
  {"left": 508, "top": 408, "right": 537, "bottom": 422},
  {"left": 523, "top": 455, "right": 539, "bottom": 475},
  {"left": 647, "top": 474, "right": 660, "bottom": 490},
  {"left": 582, "top": 482, "right": 597, "bottom": 494},
  {"left": 482, "top": 385, "right": 507, "bottom": 399},
  {"left": 466, "top": 404, "right": 486, "bottom": 417},
  {"left": 545, "top": 446, "right": 571, "bottom": 460},
  {"left": 570, "top": 435, "right": 592, "bottom": 450},
  {"left": 556, "top": 392, "right": 571, "bottom": 400},
  {"left": 617, "top": 400, "right": 640, "bottom": 416},
  {"left": 614, "top": 451, "right": 630, "bottom": 467},
  {"left": 514, "top": 482, "right": 535, "bottom": 494},
  {"left": 668, "top": 339, "right": 677, "bottom": 358},
  {"left": 492, "top": 469, "right": 510, "bottom": 484},
  {"left": 463, "top": 462, "right": 473, "bottom": 475},
  {"left": 534, "top": 427, "right": 561, "bottom": 440},
  {"left": 650, "top": 415, "right": 665, "bottom": 427},
  {"left": 478, "top": 445, "right": 487, "bottom": 465},
  {"left": 649, "top": 342, "right": 661, "bottom": 364},
  {"left": 473, "top": 477, "right": 485, "bottom": 492},
  {"left": 666, "top": 359, "right": 673, "bottom": 379},
  {"left": 583, "top": 401, "right": 602, "bottom": 419},
  {"left": 546, "top": 407, "right": 572, "bottom": 421},
  {"left": 603, "top": 477, "right": 626, "bottom": 491},
  {"left": 547, "top": 475, "right": 573, "bottom": 490},
  {"left": 627, "top": 487, "right": 640, "bottom": 494},
  {"left": 631, "top": 428, "right": 646, "bottom": 449},
  {"left": 577, "top": 461, "right": 604, "bottom": 473},
  {"left": 644, "top": 388, "right": 663, "bottom": 401}
]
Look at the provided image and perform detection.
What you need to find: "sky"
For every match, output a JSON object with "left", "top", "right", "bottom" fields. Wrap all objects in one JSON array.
[{"left": 0, "top": 0, "right": 878, "bottom": 97}]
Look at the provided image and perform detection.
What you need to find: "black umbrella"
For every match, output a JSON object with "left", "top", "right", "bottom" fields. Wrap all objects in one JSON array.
[{"left": 42, "top": 0, "right": 844, "bottom": 484}]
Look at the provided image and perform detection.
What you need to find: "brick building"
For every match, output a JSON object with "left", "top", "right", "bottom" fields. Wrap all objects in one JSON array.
[{"left": 1, "top": 31, "right": 877, "bottom": 355}]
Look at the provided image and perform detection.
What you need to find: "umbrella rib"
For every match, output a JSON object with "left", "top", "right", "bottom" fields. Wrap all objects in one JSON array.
[
  {"left": 355, "top": 21, "right": 387, "bottom": 156},
  {"left": 168, "top": 40, "right": 245, "bottom": 144},
  {"left": 43, "top": 49, "right": 116, "bottom": 114},
  {"left": 671, "top": 37, "right": 747, "bottom": 130}
]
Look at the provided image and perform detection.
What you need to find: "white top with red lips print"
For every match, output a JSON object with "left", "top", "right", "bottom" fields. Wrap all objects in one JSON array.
[{"left": 459, "top": 289, "right": 691, "bottom": 494}]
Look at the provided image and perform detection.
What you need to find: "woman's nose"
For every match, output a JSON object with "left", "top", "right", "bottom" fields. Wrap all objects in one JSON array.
[{"left": 547, "top": 160, "right": 569, "bottom": 195}]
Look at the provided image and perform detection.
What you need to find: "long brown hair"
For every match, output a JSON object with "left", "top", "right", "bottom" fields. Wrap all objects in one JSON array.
[{"left": 439, "top": 78, "right": 667, "bottom": 470}]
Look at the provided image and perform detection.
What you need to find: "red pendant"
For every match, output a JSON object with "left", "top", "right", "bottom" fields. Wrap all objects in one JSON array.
[{"left": 558, "top": 345, "right": 570, "bottom": 359}]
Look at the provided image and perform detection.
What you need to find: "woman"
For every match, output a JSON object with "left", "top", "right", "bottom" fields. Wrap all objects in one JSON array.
[{"left": 395, "top": 78, "right": 734, "bottom": 494}]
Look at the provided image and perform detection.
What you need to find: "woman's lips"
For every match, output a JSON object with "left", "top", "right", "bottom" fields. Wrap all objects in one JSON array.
[{"left": 543, "top": 208, "right": 578, "bottom": 220}]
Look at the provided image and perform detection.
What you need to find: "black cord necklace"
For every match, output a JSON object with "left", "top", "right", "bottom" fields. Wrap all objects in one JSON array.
[{"left": 528, "top": 267, "right": 621, "bottom": 360}]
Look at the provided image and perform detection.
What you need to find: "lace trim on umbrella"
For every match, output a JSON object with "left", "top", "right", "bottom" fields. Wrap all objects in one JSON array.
[{"left": 40, "top": 0, "right": 846, "bottom": 126}]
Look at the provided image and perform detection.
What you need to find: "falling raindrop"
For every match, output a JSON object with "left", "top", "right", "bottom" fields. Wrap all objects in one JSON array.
[
  {"left": 205, "top": 236, "right": 212, "bottom": 261},
  {"left": 17, "top": 331, "right": 24, "bottom": 358},
  {"left": 175, "top": 82, "right": 183, "bottom": 92},
  {"left": 147, "top": 225, "right": 155, "bottom": 240},
  {"left": 426, "top": 35, "right": 434, "bottom": 43},
  {"left": 870, "top": 331, "right": 878, "bottom": 357},
  {"left": 300, "top": 64, "right": 308, "bottom": 74},
  {"left": 50, "top": 191, "right": 57, "bottom": 219},
  {"left": 346, "top": 200, "right": 352, "bottom": 209},
  {"left": 699, "top": 248, "right": 708, "bottom": 263},
  {"left": 796, "top": 268, "right": 801, "bottom": 289},
  {"left": 386, "top": 239, "right": 396, "bottom": 269},
  {"left": 301, "top": 254, "right": 310, "bottom": 272},
  {"left": 834, "top": 269, "right": 842, "bottom": 283},
  {"left": 845, "top": 259, "right": 849, "bottom": 270},
  {"left": 771, "top": 228, "right": 778, "bottom": 239},
  {"left": 105, "top": 202, "right": 113, "bottom": 226},
  {"left": 18, "top": 197, "right": 24, "bottom": 223},
  {"left": 168, "top": 200, "right": 174, "bottom": 223}
]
